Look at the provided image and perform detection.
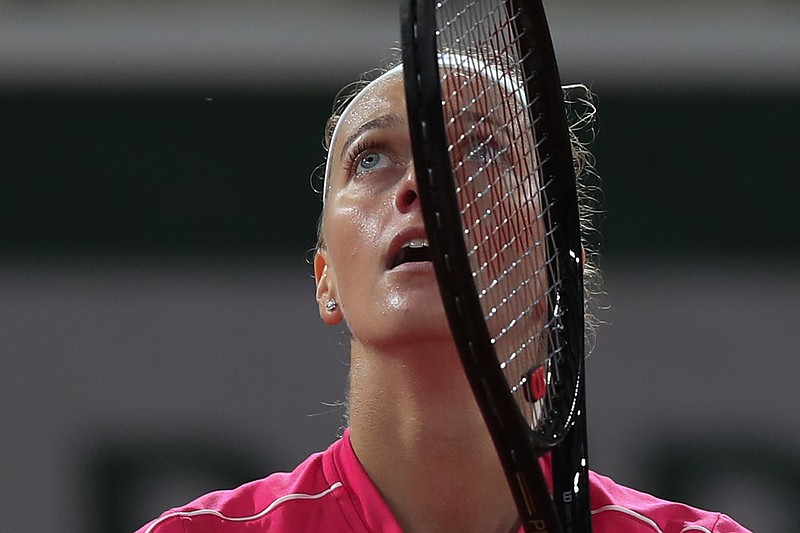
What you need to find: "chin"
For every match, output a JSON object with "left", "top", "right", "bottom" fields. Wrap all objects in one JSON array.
[
  {"left": 391, "top": 297, "right": 448, "bottom": 328},
  {"left": 360, "top": 308, "right": 455, "bottom": 353},
  {"left": 396, "top": 310, "right": 455, "bottom": 347}
]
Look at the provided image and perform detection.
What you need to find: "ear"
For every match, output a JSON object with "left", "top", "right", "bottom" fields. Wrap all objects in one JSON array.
[{"left": 314, "top": 249, "right": 343, "bottom": 325}]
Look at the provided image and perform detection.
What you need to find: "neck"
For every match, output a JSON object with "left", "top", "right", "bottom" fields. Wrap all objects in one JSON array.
[{"left": 347, "top": 339, "right": 519, "bottom": 533}]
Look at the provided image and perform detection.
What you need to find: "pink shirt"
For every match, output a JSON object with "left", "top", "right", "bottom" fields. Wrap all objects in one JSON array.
[{"left": 135, "top": 430, "right": 751, "bottom": 533}]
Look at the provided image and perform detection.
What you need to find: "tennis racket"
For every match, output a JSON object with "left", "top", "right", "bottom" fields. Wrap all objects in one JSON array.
[{"left": 400, "top": 1, "right": 591, "bottom": 531}]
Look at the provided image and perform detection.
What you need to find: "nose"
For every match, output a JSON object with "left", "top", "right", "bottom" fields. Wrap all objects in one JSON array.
[{"left": 394, "top": 166, "right": 420, "bottom": 213}]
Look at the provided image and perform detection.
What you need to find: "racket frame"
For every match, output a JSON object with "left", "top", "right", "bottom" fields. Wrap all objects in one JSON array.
[{"left": 400, "top": 0, "right": 591, "bottom": 531}]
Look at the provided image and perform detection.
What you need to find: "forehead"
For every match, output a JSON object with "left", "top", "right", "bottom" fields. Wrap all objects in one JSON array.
[
  {"left": 332, "top": 61, "right": 520, "bottom": 145},
  {"left": 333, "top": 71, "right": 406, "bottom": 148}
]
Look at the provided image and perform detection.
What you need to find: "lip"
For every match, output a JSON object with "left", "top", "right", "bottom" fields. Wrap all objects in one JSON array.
[
  {"left": 386, "top": 226, "right": 430, "bottom": 270},
  {"left": 390, "top": 261, "right": 435, "bottom": 274}
]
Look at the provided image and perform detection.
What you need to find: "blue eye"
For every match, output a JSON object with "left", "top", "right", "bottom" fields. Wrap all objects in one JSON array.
[
  {"left": 357, "top": 152, "right": 390, "bottom": 173},
  {"left": 466, "top": 143, "right": 495, "bottom": 164}
]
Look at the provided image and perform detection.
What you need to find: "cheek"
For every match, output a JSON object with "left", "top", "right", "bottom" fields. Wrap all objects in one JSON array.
[
  {"left": 348, "top": 206, "right": 381, "bottom": 248},
  {"left": 327, "top": 203, "right": 383, "bottom": 257},
  {"left": 321, "top": 207, "right": 383, "bottom": 306}
]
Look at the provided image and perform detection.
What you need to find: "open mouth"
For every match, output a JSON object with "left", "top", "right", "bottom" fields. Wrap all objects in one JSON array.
[{"left": 389, "top": 238, "right": 432, "bottom": 269}]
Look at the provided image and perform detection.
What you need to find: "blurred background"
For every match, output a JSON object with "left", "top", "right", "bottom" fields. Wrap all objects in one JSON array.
[{"left": 1, "top": 0, "right": 799, "bottom": 531}]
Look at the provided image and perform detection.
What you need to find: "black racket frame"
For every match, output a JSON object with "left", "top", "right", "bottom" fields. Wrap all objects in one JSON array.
[{"left": 400, "top": 0, "right": 591, "bottom": 531}]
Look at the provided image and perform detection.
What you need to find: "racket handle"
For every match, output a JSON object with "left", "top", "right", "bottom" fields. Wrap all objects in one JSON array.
[{"left": 551, "top": 386, "right": 592, "bottom": 532}]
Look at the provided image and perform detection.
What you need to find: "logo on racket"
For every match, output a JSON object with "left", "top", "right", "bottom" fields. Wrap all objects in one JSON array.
[{"left": 522, "top": 365, "right": 547, "bottom": 403}]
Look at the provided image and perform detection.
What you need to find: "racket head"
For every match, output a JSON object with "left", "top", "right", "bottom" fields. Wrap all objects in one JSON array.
[{"left": 401, "top": 0, "right": 585, "bottom": 452}]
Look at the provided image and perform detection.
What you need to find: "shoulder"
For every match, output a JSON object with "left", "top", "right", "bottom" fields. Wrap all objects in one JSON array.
[
  {"left": 588, "top": 470, "right": 753, "bottom": 533},
  {"left": 133, "top": 440, "right": 349, "bottom": 533}
]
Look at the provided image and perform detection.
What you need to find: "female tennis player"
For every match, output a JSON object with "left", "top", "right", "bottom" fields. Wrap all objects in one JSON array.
[{"left": 134, "top": 65, "right": 751, "bottom": 533}]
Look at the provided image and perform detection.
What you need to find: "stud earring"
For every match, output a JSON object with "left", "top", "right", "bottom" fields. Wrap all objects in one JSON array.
[{"left": 325, "top": 298, "right": 338, "bottom": 312}]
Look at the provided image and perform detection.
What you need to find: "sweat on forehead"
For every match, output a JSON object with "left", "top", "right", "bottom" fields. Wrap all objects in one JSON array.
[
  {"left": 322, "top": 65, "right": 405, "bottom": 202},
  {"left": 321, "top": 53, "right": 522, "bottom": 202}
]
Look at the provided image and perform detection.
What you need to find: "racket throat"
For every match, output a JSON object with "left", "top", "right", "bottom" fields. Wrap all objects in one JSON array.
[{"left": 512, "top": 467, "right": 562, "bottom": 533}]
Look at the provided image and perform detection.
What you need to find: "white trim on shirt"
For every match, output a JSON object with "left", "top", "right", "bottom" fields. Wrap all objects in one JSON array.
[
  {"left": 593, "top": 504, "right": 714, "bottom": 533},
  {"left": 144, "top": 481, "right": 344, "bottom": 533}
]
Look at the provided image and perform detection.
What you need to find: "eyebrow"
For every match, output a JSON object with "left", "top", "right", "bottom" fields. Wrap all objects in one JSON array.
[
  {"left": 338, "top": 114, "right": 404, "bottom": 161},
  {"left": 455, "top": 109, "right": 506, "bottom": 138}
]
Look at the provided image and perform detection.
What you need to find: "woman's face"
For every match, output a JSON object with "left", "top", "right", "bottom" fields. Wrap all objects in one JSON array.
[{"left": 314, "top": 71, "right": 451, "bottom": 351}]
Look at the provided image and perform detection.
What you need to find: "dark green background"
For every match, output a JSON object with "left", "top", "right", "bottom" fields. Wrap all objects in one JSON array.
[{"left": 2, "top": 89, "right": 797, "bottom": 257}]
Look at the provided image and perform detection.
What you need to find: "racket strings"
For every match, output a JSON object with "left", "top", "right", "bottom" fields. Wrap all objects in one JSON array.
[
  {"left": 480, "top": 236, "right": 557, "bottom": 333},
  {"left": 433, "top": 0, "right": 572, "bottom": 432},
  {"left": 469, "top": 205, "right": 555, "bottom": 325},
  {"left": 461, "top": 173, "right": 552, "bottom": 270}
]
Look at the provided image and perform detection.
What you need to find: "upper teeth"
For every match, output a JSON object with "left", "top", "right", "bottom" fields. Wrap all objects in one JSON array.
[{"left": 405, "top": 238, "right": 428, "bottom": 248}]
